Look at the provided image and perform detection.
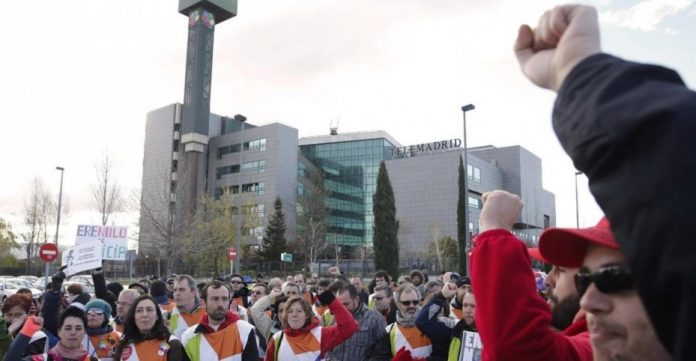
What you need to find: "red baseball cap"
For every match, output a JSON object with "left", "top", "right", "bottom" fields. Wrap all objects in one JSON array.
[
  {"left": 538, "top": 217, "right": 619, "bottom": 268},
  {"left": 527, "top": 248, "right": 550, "bottom": 264}
]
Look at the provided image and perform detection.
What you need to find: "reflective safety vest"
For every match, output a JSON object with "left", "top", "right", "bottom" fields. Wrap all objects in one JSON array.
[
  {"left": 83, "top": 330, "right": 121, "bottom": 359},
  {"left": 181, "top": 320, "right": 255, "bottom": 361},
  {"left": 119, "top": 337, "right": 178, "bottom": 361},
  {"left": 450, "top": 307, "right": 463, "bottom": 320},
  {"left": 271, "top": 326, "right": 322, "bottom": 361},
  {"left": 386, "top": 323, "right": 432, "bottom": 359},
  {"left": 170, "top": 307, "right": 206, "bottom": 338},
  {"left": 159, "top": 302, "right": 177, "bottom": 314}
]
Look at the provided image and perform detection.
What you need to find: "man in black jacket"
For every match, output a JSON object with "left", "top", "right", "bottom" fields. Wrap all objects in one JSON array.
[{"left": 514, "top": 4, "right": 696, "bottom": 360}]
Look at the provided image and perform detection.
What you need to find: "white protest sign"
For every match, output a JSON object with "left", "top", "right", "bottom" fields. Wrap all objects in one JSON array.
[
  {"left": 62, "top": 240, "right": 103, "bottom": 276},
  {"left": 75, "top": 225, "right": 128, "bottom": 260},
  {"left": 459, "top": 331, "right": 483, "bottom": 361}
]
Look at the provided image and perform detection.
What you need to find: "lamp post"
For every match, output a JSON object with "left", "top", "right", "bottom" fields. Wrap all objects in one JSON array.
[
  {"left": 574, "top": 171, "right": 582, "bottom": 228},
  {"left": 234, "top": 114, "right": 247, "bottom": 274},
  {"left": 46, "top": 166, "right": 64, "bottom": 282},
  {"left": 461, "top": 104, "right": 475, "bottom": 275}
]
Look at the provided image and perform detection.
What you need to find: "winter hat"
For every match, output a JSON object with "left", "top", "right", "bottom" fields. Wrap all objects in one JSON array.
[
  {"left": 150, "top": 280, "right": 167, "bottom": 297},
  {"left": 106, "top": 282, "right": 124, "bottom": 298},
  {"left": 85, "top": 298, "right": 112, "bottom": 318},
  {"left": 128, "top": 283, "right": 149, "bottom": 295},
  {"left": 73, "top": 292, "right": 92, "bottom": 306}
]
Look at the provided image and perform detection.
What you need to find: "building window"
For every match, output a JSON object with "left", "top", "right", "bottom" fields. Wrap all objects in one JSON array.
[
  {"left": 242, "top": 182, "right": 265, "bottom": 195},
  {"left": 544, "top": 215, "right": 550, "bottom": 228},
  {"left": 217, "top": 144, "right": 241, "bottom": 159},
  {"left": 216, "top": 165, "right": 240, "bottom": 179},
  {"left": 467, "top": 164, "right": 481, "bottom": 183},
  {"left": 468, "top": 196, "right": 482, "bottom": 209},
  {"left": 242, "top": 160, "right": 266, "bottom": 173},
  {"left": 245, "top": 138, "right": 267, "bottom": 151}
]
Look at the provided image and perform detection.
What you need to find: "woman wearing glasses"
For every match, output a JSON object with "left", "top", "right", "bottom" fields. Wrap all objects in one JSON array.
[
  {"left": 113, "top": 294, "right": 185, "bottom": 361},
  {"left": 83, "top": 299, "right": 121, "bottom": 359},
  {"left": 264, "top": 290, "right": 357, "bottom": 361}
]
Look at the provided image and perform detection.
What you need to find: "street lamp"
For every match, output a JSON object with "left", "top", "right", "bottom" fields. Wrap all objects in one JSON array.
[
  {"left": 574, "top": 171, "right": 582, "bottom": 228},
  {"left": 234, "top": 114, "right": 247, "bottom": 274},
  {"left": 461, "top": 104, "right": 475, "bottom": 276},
  {"left": 46, "top": 166, "right": 64, "bottom": 281}
]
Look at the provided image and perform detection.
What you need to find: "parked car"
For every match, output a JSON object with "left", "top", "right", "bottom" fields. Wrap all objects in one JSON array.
[
  {"left": 17, "top": 275, "right": 40, "bottom": 284},
  {"left": 0, "top": 278, "right": 42, "bottom": 302}
]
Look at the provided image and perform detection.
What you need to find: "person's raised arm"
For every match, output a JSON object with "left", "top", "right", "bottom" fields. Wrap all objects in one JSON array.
[{"left": 514, "top": 5, "right": 600, "bottom": 92}]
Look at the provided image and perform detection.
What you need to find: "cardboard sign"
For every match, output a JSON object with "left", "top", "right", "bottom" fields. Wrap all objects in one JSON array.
[
  {"left": 75, "top": 225, "right": 128, "bottom": 261},
  {"left": 459, "top": 331, "right": 483, "bottom": 361},
  {"left": 62, "top": 240, "right": 103, "bottom": 276}
]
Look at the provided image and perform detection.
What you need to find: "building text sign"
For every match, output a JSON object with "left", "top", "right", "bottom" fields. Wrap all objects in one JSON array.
[
  {"left": 391, "top": 138, "right": 462, "bottom": 157},
  {"left": 75, "top": 225, "right": 128, "bottom": 261}
]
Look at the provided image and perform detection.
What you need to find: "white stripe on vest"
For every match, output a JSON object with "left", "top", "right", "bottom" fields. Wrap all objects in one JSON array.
[
  {"left": 386, "top": 324, "right": 432, "bottom": 359},
  {"left": 119, "top": 335, "right": 179, "bottom": 361},
  {"left": 170, "top": 308, "right": 193, "bottom": 338}
]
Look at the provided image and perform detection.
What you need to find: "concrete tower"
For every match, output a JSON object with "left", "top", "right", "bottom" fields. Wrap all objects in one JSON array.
[{"left": 178, "top": 0, "right": 237, "bottom": 215}]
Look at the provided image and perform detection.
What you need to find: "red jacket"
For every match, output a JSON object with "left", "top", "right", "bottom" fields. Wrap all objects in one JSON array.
[
  {"left": 471, "top": 229, "right": 592, "bottom": 361},
  {"left": 265, "top": 297, "right": 357, "bottom": 361}
]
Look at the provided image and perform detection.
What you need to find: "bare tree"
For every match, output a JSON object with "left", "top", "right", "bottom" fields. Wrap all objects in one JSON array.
[
  {"left": 427, "top": 224, "right": 457, "bottom": 273},
  {"left": 21, "top": 178, "right": 54, "bottom": 273},
  {"left": 93, "top": 151, "right": 124, "bottom": 226},
  {"left": 0, "top": 217, "right": 20, "bottom": 266},
  {"left": 295, "top": 166, "right": 329, "bottom": 265}
]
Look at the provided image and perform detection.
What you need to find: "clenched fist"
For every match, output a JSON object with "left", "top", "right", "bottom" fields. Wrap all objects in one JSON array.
[{"left": 480, "top": 190, "right": 523, "bottom": 232}]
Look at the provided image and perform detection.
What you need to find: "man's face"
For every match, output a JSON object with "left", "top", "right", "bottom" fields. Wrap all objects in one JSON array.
[
  {"left": 545, "top": 265, "right": 581, "bottom": 330},
  {"left": 412, "top": 275, "right": 422, "bottom": 286},
  {"left": 206, "top": 286, "right": 230, "bottom": 322},
  {"left": 229, "top": 277, "right": 244, "bottom": 292},
  {"left": 250, "top": 285, "right": 266, "bottom": 304},
  {"left": 580, "top": 244, "right": 671, "bottom": 361},
  {"left": 373, "top": 290, "right": 390, "bottom": 312},
  {"left": 173, "top": 280, "right": 195, "bottom": 307},
  {"left": 293, "top": 276, "right": 305, "bottom": 291},
  {"left": 166, "top": 278, "right": 175, "bottom": 293},
  {"left": 462, "top": 293, "right": 476, "bottom": 326},
  {"left": 284, "top": 285, "right": 300, "bottom": 298},
  {"left": 58, "top": 317, "right": 86, "bottom": 350},
  {"left": 337, "top": 290, "right": 359, "bottom": 313},
  {"left": 375, "top": 277, "right": 387, "bottom": 288},
  {"left": 350, "top": 277, "right": 363, "bottom": 292},
  {"left": 396, "top": 290, "right": 419, "bottom": 318},
  {"left": 116, "top": 291, "right": 138, "bottom": 319}
]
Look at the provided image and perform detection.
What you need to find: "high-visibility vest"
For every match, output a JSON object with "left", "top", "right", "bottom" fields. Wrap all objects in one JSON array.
[
  {"left": 181, "top": 320, "right": 255, "bottom": 361},
  {"left": 119, "top": 337, "right": 178, "bottom": 361},
  {"left": 170, "top": 307, "right": 206, "bottom": 338},
  {"left": 160, "top": 302, "right": 177, "bottom": 314},
  {"left": 271, "top": 326, "right": 322, "bottom": 361},
  {"left": 450, "top": 307, "right": 463, "bottom": 320},
  {"left": 83, "top": 330, "right": 121, "bottom": 359},
  {"left": 386, "top": 323, "right": 432, "bottom": 359}
]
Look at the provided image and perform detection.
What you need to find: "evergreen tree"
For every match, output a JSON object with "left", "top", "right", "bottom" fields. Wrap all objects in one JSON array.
[
  {"left": 457, "top": 155, "right": 467, "bottom": 275},
  {"left": 259, "top": 197, "right": 287, "bottom": 263},
  {"left": 373, "top": 161, "right": 399, "bottom": 279}
]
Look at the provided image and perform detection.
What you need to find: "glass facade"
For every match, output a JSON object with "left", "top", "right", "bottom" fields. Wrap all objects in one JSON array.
[{"left": 299, "top": 138, "right": 395, "bottom": 248}]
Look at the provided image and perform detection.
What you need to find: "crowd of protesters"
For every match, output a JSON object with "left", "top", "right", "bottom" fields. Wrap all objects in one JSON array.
[{"left": 2, "top": 2, "right": 694, "bottom": 360}]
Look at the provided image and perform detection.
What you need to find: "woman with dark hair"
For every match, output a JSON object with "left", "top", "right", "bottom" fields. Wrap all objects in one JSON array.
[
  {"left": 112, "top": 295, "right": 184, "bottom": 361},
  {"left": 4, "top": 306, "right": 98, "bottom": 361},
  {"left": 1, "top": 293, "right": 46, "bottom": 359},
  {"left": 264, "top": 290, "right": 357, "bottom": 361}
]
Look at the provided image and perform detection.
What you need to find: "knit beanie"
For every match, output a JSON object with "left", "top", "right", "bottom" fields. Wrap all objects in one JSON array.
[
  {"left": 84, "top": 298, "right": 112, "bottom": 318},
  {"left": 73, "top": 292, "right": 92, "bottom": 306}
]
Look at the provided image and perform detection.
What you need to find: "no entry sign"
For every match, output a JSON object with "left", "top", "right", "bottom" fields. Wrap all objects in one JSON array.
[
  {"left": 39, "top": 243, "right": 59, "bottom": 262},
  {"left": 228, "top": 247, "right": 237, "bottom": 261}
]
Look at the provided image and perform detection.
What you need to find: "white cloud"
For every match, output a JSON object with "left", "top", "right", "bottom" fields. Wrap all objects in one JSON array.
[{"left": 600, "top": 0, "right": 694, "bottom": 33}]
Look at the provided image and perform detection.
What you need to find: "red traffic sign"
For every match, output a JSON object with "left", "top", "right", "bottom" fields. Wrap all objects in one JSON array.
[
  {"left": 39, "top": 243, "right": 59, "bottom": 262},
  {"left": 227, "top": 247, "right": 237, "bottom": 261}
]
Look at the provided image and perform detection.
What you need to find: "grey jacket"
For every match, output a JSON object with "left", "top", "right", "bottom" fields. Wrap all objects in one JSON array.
[{"left": 325, "top": 303, "right": 390, "bottom": 361}]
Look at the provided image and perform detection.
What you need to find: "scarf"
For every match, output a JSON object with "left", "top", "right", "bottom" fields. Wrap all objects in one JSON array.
[
  {"left": 49, "top": 342, "right": 89, "bottom": 360},
  {"left": 196, "top": 310, "right": 240, "bottom": 334},
  {"left": 396, "top": 306, "right": 421, "bottom": 328},
  {"left": 86, "top": 324, "right": 113, "bottom": 336}
]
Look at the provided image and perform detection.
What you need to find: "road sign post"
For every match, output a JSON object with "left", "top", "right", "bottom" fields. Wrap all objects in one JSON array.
[{"left": 228, "top": 247, "right": 237, "bottom": 275}]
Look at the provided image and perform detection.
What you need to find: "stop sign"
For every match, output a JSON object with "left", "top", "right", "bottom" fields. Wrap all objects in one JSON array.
[
  {"left": 39, "top": 243, "right": 59, "bottom": 262},
  {"left": 228, "top": 247, "right": 237, "bottom": 261}
]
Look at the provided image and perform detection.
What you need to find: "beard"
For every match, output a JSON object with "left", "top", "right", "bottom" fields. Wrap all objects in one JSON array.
[
  {"left": 549, "top": 292, "right": 580, "bottom": 330},
  {"left": 209, "top": 307, "right": 227, "bottom": 322}
]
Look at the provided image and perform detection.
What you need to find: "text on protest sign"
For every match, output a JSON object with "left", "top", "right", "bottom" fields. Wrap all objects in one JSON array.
[
  {"left": 459, "top": 331, "right": 483, "bottom": 361},
  {"left": 75, "top": 224, "right": 128, "bottom": 261},
  {"left": 62, "top": 240, "right": 103, "bottom": 276}
]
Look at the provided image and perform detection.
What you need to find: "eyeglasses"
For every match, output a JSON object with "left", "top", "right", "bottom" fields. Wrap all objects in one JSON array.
[
  {"left": 400, "top": 300, "right": 418, "bottom": 306},
  {"left": 87, "top": 309, "right": 105, "bottom": 316},
  {"left": 575, "top": 265, "right": 634, "bottom": 297},
  {"left": 230, "top": 281, "right": 242, "bottom": 284}
]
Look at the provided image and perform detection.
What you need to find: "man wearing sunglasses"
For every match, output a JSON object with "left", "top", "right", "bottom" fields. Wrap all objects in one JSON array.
[
  {"left": 472, "top": 190, "right": 592, "bottom": 361},
  {"left": 539, "top": 216, "right": 671, "bottom": 361},
  {"left": 379, "top": 284, "right": 432, "bottom": 360}
]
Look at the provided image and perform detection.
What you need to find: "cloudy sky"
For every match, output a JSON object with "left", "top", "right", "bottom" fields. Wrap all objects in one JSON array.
[{"left": 1, "top": 0, "right": 694, "bottom": 247}]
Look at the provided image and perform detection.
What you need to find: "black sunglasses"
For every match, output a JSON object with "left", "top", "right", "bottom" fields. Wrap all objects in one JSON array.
[
  {"left": 575, "top": 265, "right": 634, "bottom": 297},
  {"left": 400, "top": 300, "right": 419, "bottom": 306}
]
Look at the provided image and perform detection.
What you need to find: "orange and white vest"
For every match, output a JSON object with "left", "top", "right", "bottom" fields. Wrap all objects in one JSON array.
[
  {"left": 271, "top": 326, "right": 322, "bottom": 361},
  {"left": 386, "top": 323, "right": 432, "bottom": 359},
  {"left": 180, "top": 319, "right": 255, "bottom": 361},
  {"left": 83, "top": 330, "right": 121, "bottom": 359},
  {"left": 119, "top": 336, "right": 179, "bottom": 361},
  {"left": 170, "top": 307, "right": 206, "bottom": 338}
]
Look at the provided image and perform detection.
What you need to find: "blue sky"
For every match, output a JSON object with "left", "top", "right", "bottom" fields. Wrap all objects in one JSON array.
[{"left": 0, "top": 0, "right": 694, "bottom": 247}]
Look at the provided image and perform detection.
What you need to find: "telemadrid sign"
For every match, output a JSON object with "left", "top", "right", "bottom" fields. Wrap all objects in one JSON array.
[{"left": 391, "top": 138, "right": 462, "bottom": 157}]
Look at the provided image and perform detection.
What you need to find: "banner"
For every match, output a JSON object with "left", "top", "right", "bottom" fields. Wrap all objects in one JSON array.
[
  {"left": 459, "top": 331, "right": 483, "bottom": 361},
  {"left": 62, "top": 240, "right": 103, "bottom": 276},
  {"left": 75, "top": 224, "right": 128, "bottom": 260}
]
